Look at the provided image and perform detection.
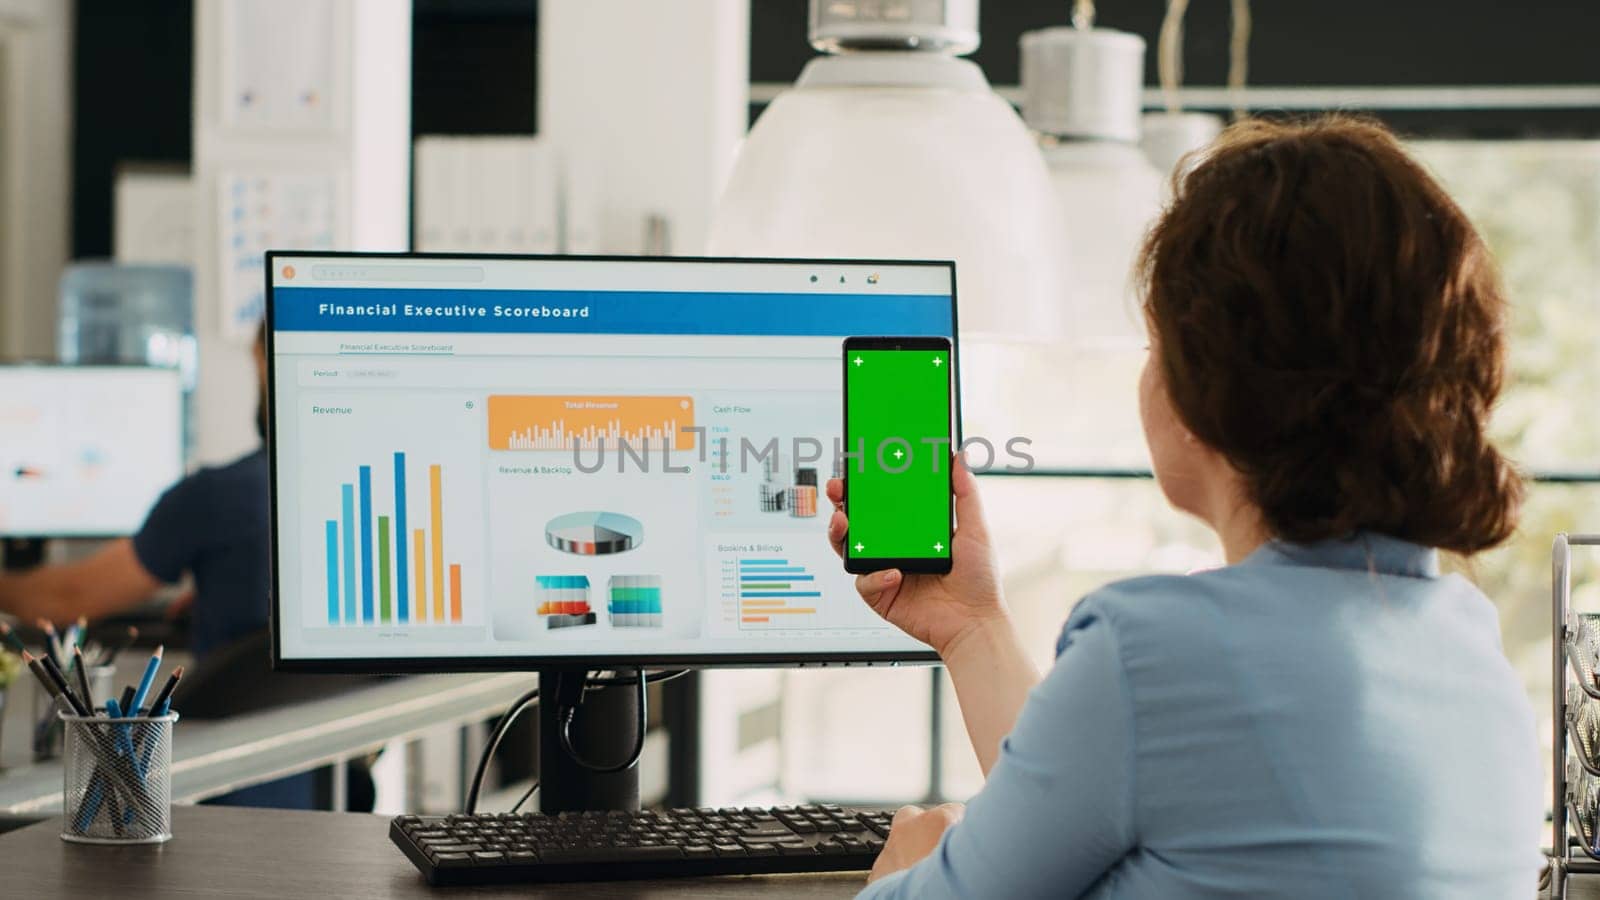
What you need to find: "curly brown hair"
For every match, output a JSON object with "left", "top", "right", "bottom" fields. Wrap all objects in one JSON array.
[{"left": 1138, "top": 115, "right": 1522, "bottom": 554}]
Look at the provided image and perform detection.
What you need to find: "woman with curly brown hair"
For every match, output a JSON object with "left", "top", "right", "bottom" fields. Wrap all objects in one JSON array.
[{"left": 830, "top": 116, "right": 1542, "bottom": 898}]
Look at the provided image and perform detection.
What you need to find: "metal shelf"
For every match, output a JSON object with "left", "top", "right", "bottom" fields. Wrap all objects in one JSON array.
[{"left": 1551, "top": 533, "right": 1600, "bottom": 897}]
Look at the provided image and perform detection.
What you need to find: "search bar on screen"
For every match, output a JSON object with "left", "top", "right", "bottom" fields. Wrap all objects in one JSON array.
[{"left": 308, "top": 264, "right": 486, "bottom": 284}]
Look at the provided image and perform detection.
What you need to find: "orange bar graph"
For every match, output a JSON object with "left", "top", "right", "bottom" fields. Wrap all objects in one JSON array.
[
  {"left": 741, "top": 607, "right": 817, "bottom": 615},
  {"left": 413, "top": 529, "right": 428, "bottom": 623},
  {"left": 430, "top": 465, "right": 444, "bottom": 622},
  {"left": 487, "top": 395, "right": 696, "bottom": 451},
  {"left": 450, "top": 564, "right": 463, "bottom": 623},
  {"left": 741, "top": 617, "right": 770, "bottom": 623}
]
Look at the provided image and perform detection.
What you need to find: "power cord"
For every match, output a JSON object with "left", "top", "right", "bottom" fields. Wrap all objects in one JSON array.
[
  {"left": 464, "top": 686, "right": 539, "bottom": 815},
  {"left": 462, "top": 670, "right": 689, "bottom": 812},
  {"left": 556, "top": 669, "right": 647, "bottom": 774},
  {"left": 510, "top": 779, "right": 540, "bottom": 814}
]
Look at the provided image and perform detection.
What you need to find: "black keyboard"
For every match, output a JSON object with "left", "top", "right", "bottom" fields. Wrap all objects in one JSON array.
[{"left": 390, "top": 804, "right": 894, "bottom": 886}]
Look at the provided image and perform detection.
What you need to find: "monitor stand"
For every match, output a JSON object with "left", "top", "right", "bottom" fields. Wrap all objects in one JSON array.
[
  {"left": 1, "top": 538, "right": 46, "bottom": 572},
  {"left": 537, "top": 667, "right": 642, "bottom": 814}
]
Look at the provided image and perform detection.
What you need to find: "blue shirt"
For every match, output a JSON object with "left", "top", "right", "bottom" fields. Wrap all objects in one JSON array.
[
  {"left": 133, "top": 448, "right": 271, "bottom": 658},
  {"left": 861, "top": 533, "right": 1542, "bottom": 899},
  {"left": 132, "top": 448, "right": 315, "bottom": 810}
]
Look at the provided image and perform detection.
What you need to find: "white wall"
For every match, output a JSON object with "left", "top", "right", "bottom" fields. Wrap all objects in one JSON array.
[
  {"left": 538, "top": 0, "right": 748, "bottom": 255},
  {"left": 0, "top": 0, "right": 71, "bottom": 360},
  {"left": 191, "top": 0, "right": 411, "bottom": 464}
]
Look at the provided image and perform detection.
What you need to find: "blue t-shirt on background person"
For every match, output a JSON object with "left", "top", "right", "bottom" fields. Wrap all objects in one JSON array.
[
  {"left": 133, "top": 448, "right": 271, "bottom": 658},
  {"left": 131, "top": 447, "right": 315, "bottom": 809}
]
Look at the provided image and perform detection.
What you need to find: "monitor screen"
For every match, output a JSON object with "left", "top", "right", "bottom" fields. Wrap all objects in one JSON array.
[
  {"left": 0, "top": 365, "right": 184, "bottom": 538},
  {"left": 267, "top": 253, "right": 955, "bottom": 669}
]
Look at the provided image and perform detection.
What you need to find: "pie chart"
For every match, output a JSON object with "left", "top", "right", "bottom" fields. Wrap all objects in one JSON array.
[{"left": 545, "top": 511, "right": 644, "bottom": 555}]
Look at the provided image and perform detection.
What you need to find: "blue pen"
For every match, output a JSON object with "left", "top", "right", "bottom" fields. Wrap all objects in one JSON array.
[
  {"left": 73, "top": 723, "right": 132, "bottom": 835},
  {"left": 126, "top": 645, "right": 164, "bottom": 718},
  {"left": 106, "top": 698, "right": 145, "bottom": 826}
]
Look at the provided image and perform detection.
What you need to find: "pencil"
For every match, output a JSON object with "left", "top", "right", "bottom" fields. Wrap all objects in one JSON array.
[
  {"left": 127, "top": 645, "right": 164, "bottom": 717},
  {"left": 26, "top": 650, "right": 88, "bottom": 717},
  {"left": 148, "top": 666, "right": 184, "bottom": 716},
  {"left": 38, "top": 619, "right": 63, "bottom": 669},
  {"left": 72, "top": 646, "right": 96, "bottom": 711}
]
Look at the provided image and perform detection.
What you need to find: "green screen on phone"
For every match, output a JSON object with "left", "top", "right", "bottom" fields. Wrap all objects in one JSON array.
[{"left": 844, "top": 346, "right": 952, "bottom": 565}]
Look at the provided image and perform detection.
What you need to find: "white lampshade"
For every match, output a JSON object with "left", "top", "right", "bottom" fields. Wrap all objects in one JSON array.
[
  {"left": 1140, "top": 111, "right": 1224, "bottom": 182},
  {"left": 1021, "top": 25, "right": 1164, "bottom": 346},
  {"left": 707, "top": 54, "right": 1071, "bottom": 341},
  {"left": 1041, "top": 140, "right": 1163, "bottom": 345}
]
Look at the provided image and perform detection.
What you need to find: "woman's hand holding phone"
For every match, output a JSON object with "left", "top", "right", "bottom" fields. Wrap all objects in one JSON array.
[{"left": 826, "top": 461, "right": 1005, "bottom": 658}]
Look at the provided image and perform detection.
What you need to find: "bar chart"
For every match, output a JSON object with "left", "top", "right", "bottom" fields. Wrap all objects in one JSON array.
[
  {"left": 487, "top": 395, "right": 696, "bottom": 451},
  {"left": 734, "top": 558, "right": 821, "bottom": 628},
  {"left": 322, "top": 452, "right": 468, "bottom": 626},
  {"left": 608, "top": 575, "right": 663, "bottom": 628},
  {"left": 535, "top": 575, "right": 596, "bottom": 629}
]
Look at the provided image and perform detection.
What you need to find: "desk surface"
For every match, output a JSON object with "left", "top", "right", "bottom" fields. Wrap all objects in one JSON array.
[
  {"left": 0, "top": 805, "right": 867, "bottom": 899},
  {"left": 0, "top": 673, "right": 533, "bottom": 813}
]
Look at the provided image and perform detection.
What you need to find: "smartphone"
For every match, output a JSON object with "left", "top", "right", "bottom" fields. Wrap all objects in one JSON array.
[{"left": 842, "top": 336, "right": 954, "bottom": 575}]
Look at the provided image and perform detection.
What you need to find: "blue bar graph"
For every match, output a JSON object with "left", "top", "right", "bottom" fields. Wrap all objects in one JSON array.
[
  {"left": 359, "top": 465, "right": 374, "bottom": 622},
  {"left": 341, "top": 484, "right": 356, "bottom": 622},
  {"left": 324, "top": 521, "right": 339, "bottom": 624},
  {"left": 739, "top": 574, "right": 815, "bottom": 582},
  {"left": 741, "top": 558, "right": 787, "bottom": 565},
  {"left": 394, "top": 452, "right": 409, "bottom": 623}
]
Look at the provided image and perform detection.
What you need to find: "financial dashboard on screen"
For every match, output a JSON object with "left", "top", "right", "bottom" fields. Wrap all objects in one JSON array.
[
  {"left": 0, "top": 366, "right": 184, "bottom": 538},
  {"left": 267, "top": 253, "right": 955, "bottom": 669}
]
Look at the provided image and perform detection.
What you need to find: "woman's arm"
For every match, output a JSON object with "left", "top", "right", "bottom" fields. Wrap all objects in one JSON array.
[
  {"left": 827, "top": 463, "right": 1041, "bottom": 774},
  {"left": 861, "top": 611, "right": 1138, "bottom": 897}
]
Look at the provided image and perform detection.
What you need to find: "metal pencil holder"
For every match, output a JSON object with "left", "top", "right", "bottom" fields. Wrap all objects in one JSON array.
[{"left": 60, "top": 711, "right": 178, "bottom": 845}]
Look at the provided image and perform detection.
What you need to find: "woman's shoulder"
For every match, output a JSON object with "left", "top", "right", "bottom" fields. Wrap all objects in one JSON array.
[
  {"left": 1065, "top": 567, "right": 1247, "bottom": 630},
  {"left": 1056, "top": 562, "right": 1337, "bottom": 662}
]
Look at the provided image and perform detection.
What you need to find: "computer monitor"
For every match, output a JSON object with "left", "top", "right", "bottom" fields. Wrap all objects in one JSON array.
[
  {"left": 267, "top": 253, "right": 956, "bottom": 670},
  {"left": 0, "top": 365, "right": 184, "bottom": 538}
]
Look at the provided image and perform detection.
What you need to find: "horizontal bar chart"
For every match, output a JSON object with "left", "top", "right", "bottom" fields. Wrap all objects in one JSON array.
[{"left": 737, "top": 559, "right": 822, "bottom": 627}]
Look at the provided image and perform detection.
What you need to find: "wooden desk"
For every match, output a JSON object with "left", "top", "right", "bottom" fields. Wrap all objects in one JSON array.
[{"left": 0, "top": 805, "right": 868, "bottom": 898}]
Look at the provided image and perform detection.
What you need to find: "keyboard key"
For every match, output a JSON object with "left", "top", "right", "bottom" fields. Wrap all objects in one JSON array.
[
  {"left": 433, "top": 852, "right": 474, "bottom": 867},
  {"left": 712, "top": 843, "right": 746, "bottom": 857},
  {"left": 683, "top": 845, "right": 715, "bottom": 859},
  {"left": 471, "top": 851, "right": 507, "bottom": 864},
  {"left": 540, "top": 846, "right": 685, "bottom": 864}
]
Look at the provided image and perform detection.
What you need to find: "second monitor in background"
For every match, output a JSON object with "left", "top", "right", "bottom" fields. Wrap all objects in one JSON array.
[{"left": 0, "top": 365, "right": 184, "bottom": 540}]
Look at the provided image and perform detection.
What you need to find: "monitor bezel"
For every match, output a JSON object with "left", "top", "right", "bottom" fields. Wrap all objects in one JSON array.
[
  {"left": 265, "top": 250, "right": 957, "bottom": 673},
  {"left": 0, "top": 362, "right": 186, "bottom": 540}
]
